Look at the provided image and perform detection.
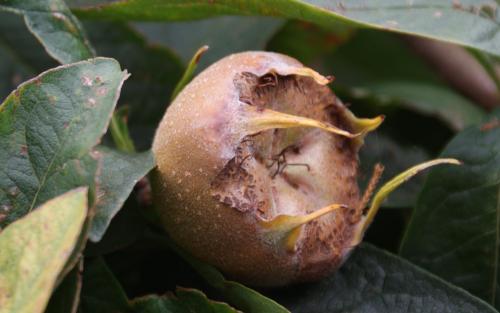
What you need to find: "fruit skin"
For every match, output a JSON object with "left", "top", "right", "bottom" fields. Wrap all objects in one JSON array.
[{"left": 152, "top": 51, "right": 364, "bottom": 287}]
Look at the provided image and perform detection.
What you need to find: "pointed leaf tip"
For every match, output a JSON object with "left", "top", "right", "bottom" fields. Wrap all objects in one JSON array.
[
  {"left": 261, "top": 203, "right": 347, "bottom": 251},
  {"left": 352, "top": 158, "right": 461, "bottom": 245},
  {"left": 171, "top": 45, "right": 210, "bottom": 100}
]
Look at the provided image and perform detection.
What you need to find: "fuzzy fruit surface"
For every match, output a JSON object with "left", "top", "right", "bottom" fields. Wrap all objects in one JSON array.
[{"left": 152, "top": 52, "right": 370, "bottom": 287}]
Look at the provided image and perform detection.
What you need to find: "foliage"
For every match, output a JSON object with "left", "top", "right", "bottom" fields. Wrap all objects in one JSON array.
[
  {"left": 0, "top": 0, "right": 499, "bottom": 312},
  {"left": 401, "top": 109, "right": 500, "bottom": 307},
  {"left": 0, "top": 189, "right": 87, "bottom": 313}
]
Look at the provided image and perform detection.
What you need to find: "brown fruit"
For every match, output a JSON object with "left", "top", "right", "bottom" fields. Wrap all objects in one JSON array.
[{"left": 152, "top": 51, "right": 458, "bottom": 287}]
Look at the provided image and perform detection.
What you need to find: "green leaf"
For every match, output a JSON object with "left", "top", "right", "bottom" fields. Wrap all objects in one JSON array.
[
  {"left": 80, "top": 257, "right": 131, "bottom": 313},
  {"left": 110, "top": 107, "right": 136, "bottom": 153},
  {"left": 74, "top": 0, "right": 500, "bottom": 57},
  {"left": 84, "top": 199, "right": 149, "bottom": 256},
  {"left": 326, "top": 29, "right": 441, "bottom": 84},
  {"left": 0, "top": 17, "right": 182, "bottom": 151},
  {"left": 327, "top": 30, "right": 485, "bottom": 131},
  {"left": 400, "top": 110, "right": 500, "bottom": 308},
  {"left": 82, "top": 21, "right": 183, "bottom": 149},
  {"left": 0, "top": 0, "right": 95, "bottom": 64},
  {"left": 45, "top": 260, "right": 83, "bottom": 313},
  {"left": 53, "top": 155, "right": 99, "bottom": 284},
  {"left": 0, "top": 188, "right": 88, "bottom": 313},
  {"left": 80, "top": 257, "right": 239, "bottom": 313},
  {"left": 132, "top": 288, "right": 240, "bottom": 313},
  {"left": 152, "top": 235, "right": 289, "bottom": 313},
  {"left": 270, "top": 27, "right": 485, "bottom": 131},
  {"left": 274, "top": 244, "right": 497, "bottom": 313},
  {"left": 0, "top": 12, "right": 56, "bottom": 101},
  {"left": 0, "top": 57, "right": 128, "bottom": 228},
  {"left": 362, "top": 82, "right": 485, "bottom": 131},
  {"left": 90, "top": 146, "right": 155, "bottom": 242}
]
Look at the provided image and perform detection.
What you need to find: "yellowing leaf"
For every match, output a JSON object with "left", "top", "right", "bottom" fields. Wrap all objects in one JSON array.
[{"left": 0, "top": 188, "right": 88, "bottom": 313}]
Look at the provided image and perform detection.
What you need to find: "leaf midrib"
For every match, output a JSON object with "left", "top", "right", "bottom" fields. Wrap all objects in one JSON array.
[{"left": 27, "top": 84, "right": 84, "bottom": 212}]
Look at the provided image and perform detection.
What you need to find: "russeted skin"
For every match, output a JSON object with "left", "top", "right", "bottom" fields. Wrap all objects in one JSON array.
[{"left": 152, "top": 52, "right": 366, "bottom": 286}]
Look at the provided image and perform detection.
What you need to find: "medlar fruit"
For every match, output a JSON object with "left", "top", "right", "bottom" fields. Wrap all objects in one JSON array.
[{"left": 152, "top": 51, "right": 458, "bottom": 287}]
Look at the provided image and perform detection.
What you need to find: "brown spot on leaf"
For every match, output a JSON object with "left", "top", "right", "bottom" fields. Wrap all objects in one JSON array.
[
  {"left": 452, "top": 0, "right": 463, "bottom": 9},
  {"left": 87, "top": 98, "right": 96, "bottom": 107},
  {"left": 97, "top": 87, "right": 107, "bottom": 96},
  {"left": 48, "top": 95, "right": 57, "bottom": 105},
  {"left": 82, "top": 76, "right": 93, "bottom": 87},
  {"left": 8, "top": 186, "right": 19, "bottom": 197},
  {"left": 19, "top": 145, "right": 28, "bottom": 155},
  {"left": 1, "top": 204, "right": 12, "bottom": 212}
]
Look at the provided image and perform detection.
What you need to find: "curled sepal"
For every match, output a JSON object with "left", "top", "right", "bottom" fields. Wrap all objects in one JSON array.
[
  {"left": 344, "top": 110, "right": 385, "bottom": 148},
  {"left": 279, "top": 67, "right": 332, "bottom": 85},
  {"left": 242, "top": 105, "right": 360, "bottom": 138},
  {"left": 260, "top": 204, "right": 347, "bottom": 252},
  {"left": 351, "top": 158, "right": 461, "bottom": 246}
]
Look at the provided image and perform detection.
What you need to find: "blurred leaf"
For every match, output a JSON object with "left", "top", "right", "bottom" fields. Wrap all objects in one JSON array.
[
  {"left": 82, "top": 21, "right": 183, "bottom": 149},
  {"left": 81, "top": 257, "right": 132, "bottom": 313},
  {"left": 468, "top": 48, "right": 500, "bottom": 91},
  {"left": 132, "top": 16, "right": 285, "bottom": 71},
  {"left": 400, "top": 110, "right": 500, "bottom": 308},
  {"left": 359, "top": 134, "right": 430, "bottom": 208},
  {"left": 0, "top": 188, "right": 88, "bottom": 313},
  {"left": 326, "top": 30, "right": 485, "bottom": 131},
  {"left": 45, "top": 261, "right": 83, "bottom": 313},
  {"left": 361, "top": 82, "right": 486, "bottom": 131},
  {"left": 156, "top": 236, "right": 290, "bottom": 313},
  {"left": 270, "top": 26, "right": 485, "bottom": 131},
  {"left": 0, "top": 12, "right": 57, "bottom": 101},
  {"left": 84, "top": 197, "right": 149, "bottom": 256},
  {"left": 267, "top": 21, "right": 353, "bottom": 65},
  {"left": 0, "top": 58, "right": 128, "bottom": 228},
  {"left": 90, "top": 146, "right": 155, "bottom": 242},
  {"left": 74, "top": 0, "right": 500, "bottom": 57},
  {"left": 81, "top": 257, "right": 239, "bottom": 313},
  {"left": 0, "top": 0, "right": 95, "bottom": 64},
  {"left": 326, "top": 30, "right": 440, "bottom": 84},
  {"left": 131, "top": 288, "right": 240, "bottom": 313},
  {"left": 273, "top": 243, "right": 497, "bottom": 313}
]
